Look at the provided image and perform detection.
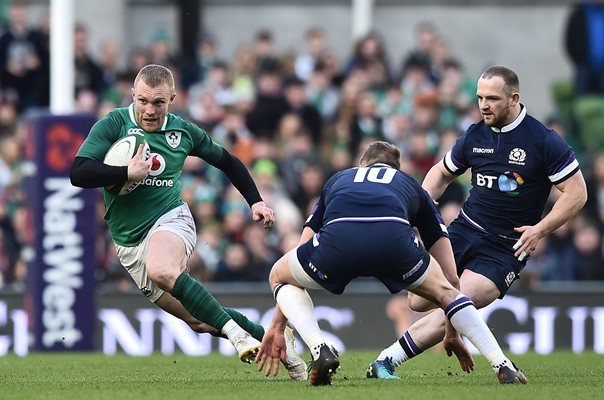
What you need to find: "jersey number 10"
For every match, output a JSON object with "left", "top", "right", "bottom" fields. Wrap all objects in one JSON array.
[{"left": 353, "top": 167, "right": 396, "bottom": 184}]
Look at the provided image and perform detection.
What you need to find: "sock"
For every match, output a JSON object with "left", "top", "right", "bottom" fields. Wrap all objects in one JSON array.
[
  {"left": 378, "top": 331, "right": 423, "bottom": 367},
  {"left": 171, "top": 272, "right": 232, "bottom": 331},
  {"left": 224, "top": 307, "right": 265, "bottom": 341},
  {"left": 445, "top": 294, "right": 511, "bottom": 371},
  {"left": 221, "top": 319, "right": 248, "bottom": 342},
  {"left": 274, "top": 284, "right": 325, "bottom": 360}
]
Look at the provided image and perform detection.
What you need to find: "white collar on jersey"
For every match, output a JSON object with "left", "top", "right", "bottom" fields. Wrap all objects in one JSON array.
[
  {"left": 490, "top": 104, "right": 526, "bottom": 133},
  {"left": 128, "top": 103, "right": 169, "bottom": 131}
]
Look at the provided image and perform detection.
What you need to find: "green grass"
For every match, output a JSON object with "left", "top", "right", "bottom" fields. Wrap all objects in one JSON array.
[{"left": 0, "top": 351, "right": 602, "bottom": 400}]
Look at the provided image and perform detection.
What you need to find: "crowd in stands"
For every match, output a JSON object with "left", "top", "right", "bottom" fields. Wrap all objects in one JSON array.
[{"left": 0, "top": 2, "right": 603, "bottom": 292}]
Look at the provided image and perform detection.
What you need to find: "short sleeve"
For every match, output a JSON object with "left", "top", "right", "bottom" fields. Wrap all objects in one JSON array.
[
  {"left": 544, "top": 132, "right": 580, "bottom": 185},
  {"left": 443, "top": 132, "right": 469, "bottom": 176},
  {"left": 76, "top": 111, "right": 122, "bottom": 161},
  {"left": 188, "top": 121, "right": 224, "bottom": 164}
]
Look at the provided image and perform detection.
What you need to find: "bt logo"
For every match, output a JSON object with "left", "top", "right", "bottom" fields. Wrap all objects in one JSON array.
[
  {"left": 476, "top": 171, "right": 524, "bottom": 194},
  {"left": 476, "top": 172, "right": 497, "bottom": 188}
]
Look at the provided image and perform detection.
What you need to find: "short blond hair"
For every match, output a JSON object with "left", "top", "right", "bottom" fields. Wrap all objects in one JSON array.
[
  {"left": 134, "top": 64, "right": 175, "bottom": 93},
  {"left": 359, "top": 141, "right": 401, "bottom": 169}
]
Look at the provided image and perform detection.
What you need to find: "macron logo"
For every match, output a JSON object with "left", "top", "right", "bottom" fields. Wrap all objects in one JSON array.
[{"left": 473, "top": 147, "right": 494, "bottom": 154}]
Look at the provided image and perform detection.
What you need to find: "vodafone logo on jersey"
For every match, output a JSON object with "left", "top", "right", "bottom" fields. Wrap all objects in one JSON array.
[
  {"left": 148, "top": 153, "right": 166, "bottom": 176},
  {"left": 140, "top": 153, "right": 174, "bottom": 188}
]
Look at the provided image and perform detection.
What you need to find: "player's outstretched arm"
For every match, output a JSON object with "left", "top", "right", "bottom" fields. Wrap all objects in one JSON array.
[
  {"left": 256, "top": 306, "right": 288, "bottom": 377},
  {"left": 513, "top": 170, "right": 587, "bottom": 260},
  {"left": 213, "top": 149, "right": 274, "bottom": 224},
  {"left": 422, "top": 161, "right": 457, "bottom": 202},
  {"left": 251, "top": 201, "right": 275, "bottom": 229},
  {"left": 444, "top": 319, "right": 475, "bottom": 373}
]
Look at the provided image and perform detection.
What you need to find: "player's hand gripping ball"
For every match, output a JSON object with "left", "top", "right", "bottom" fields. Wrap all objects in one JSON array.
[{"left": 103, "top": 134, "right": 150, "bottom": 195}]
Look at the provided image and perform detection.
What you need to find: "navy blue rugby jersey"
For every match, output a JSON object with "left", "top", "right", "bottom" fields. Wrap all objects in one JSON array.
[
  {"left": 443, "top": 106, "right": 579, "bottom": 239},
  {"left": 304, "top": 163, "right": 448, "bottom": 249}
]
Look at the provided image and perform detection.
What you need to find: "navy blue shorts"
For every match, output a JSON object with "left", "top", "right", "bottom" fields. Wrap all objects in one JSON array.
[
  {"left": 296, "top": 221, "right": 430, "bottom": 295},
  {"left": 449, "top": 219, "right": 525, "bottom": 298}
]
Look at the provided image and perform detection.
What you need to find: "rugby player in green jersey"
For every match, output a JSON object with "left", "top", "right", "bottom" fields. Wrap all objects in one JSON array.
[{"left": 70, "top": 64, "right": 307, "bottom": 380}]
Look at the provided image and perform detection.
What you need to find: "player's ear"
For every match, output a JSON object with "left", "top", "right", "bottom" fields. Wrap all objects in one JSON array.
[
  {"left": 170, "top": 93, "right": 176, "bottom": 104},
  {"left": 131, "top": 87, "right": 135, "bottom": 100},
  {"left": 510, "top": 92, "right": 520, "bottom": 106}
]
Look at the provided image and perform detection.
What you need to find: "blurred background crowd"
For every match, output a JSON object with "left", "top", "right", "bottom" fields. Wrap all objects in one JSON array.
[{"left": 1, "top": 1, "right": 604, "bottom": 293}]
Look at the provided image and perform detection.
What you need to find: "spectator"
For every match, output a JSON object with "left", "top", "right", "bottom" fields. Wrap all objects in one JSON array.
[
  {"left": 149, "top": 27, "right": 179, "bottom": 67},
  {"left": 212, "top": 106, "right": 255, "bottom": 165},
  {"left": 231, "top": 46, "right": 256, "bottom": 105},
  {"left": 283, "top": 76, "right": 323, "bottom": 144},
  {"left": 195, "top": 222, "right": 227, "bottom": 280},
  {"left": 279, "top": 129, "right": 320, "bottom": 195},
  {"left": 295, "top": 27, "right": 327, "bottom": 82},
  {"left": 0, "top": 93, "right": 18, "bottom": 137},
  {"left": 291, "top": 161, "right": 326, "bottom": 215},
  {"left": 246, "top": 69, "right": 288, "bottom": 140},
  {"left": 344, "top": 31, "right": 392, "bottom": 88},
  {"left": 306, "top": 61, "right": 341, "bottom": 122},
  {"left": 348, "top": 91, "right": 384, "bottom": 154},
  {"left": 400, "top": 21, "right": 438, "bottom": 82},
  {"left": 98, "top": 40, "right": 121, "bottom": 96},
  {"left": 565, "top": 0, "right": 604, "bottom": 95},
  {"left": 74, "top": 24, "right": 103, "bottom": 98},
  {"left": 187, "top": 61, "right": 233, "bottom": 117},
  {"left": 181, "top": 32, "right": 220, "bottom": 90},
  {"left": 0, "top": 0, "right": 44, "bottom": 112},
  {"left": 253, "top": 29, "right": 280, "bottom": 75},
  {"left": 213, "top": 243, "right": 257, "bottom": 282},
  {"left": 242, "top": 223, "right": 279, "bottom": 280},
  {"left": 188, "top": 87, "right": 224, "bottom": 131}
]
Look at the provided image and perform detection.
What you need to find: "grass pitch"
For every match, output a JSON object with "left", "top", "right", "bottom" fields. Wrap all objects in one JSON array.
[{"left": 0, "top": 351, "right": 602, "bottom": 400}]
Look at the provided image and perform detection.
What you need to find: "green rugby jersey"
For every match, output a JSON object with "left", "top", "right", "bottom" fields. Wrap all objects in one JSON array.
[{"left": 77, "top": 103, "right": 224, "bottom": 246}]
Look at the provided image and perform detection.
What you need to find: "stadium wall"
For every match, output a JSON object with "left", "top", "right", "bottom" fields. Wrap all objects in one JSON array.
[{"left": 1, "top": 285, "right": 603, "bottom": 356}]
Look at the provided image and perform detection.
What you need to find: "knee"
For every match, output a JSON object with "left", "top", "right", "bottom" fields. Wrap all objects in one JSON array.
[
  {"left": 268, "top": 257, "right": 286, "bottom": 289},
  {"left": 408, "top": 293, "right": 437, "bottom": 313},
  {"left": 147, "top": 265, "right": 180, "bottom": 291}
]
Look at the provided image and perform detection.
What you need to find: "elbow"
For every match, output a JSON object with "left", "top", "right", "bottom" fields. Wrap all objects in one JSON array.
[
  {"left": 580, "top": 183, "right": 588, "bottom": 207},
  {"left": 69, "top": 169, "right": 84, "bottom": 188},
  {"left": 69, "top": 159, "right": 87, "bottom": 188},
  {"left": 577, "top": 179, "right": 588, "bottom": 211},
  {"left": 69, "top": 157, "right": 96, "bottom": 188},
  {"left": 579, "top": 189, "right": 588, "bottom": 211}
]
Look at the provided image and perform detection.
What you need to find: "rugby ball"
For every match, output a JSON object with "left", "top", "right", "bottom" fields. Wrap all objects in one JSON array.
[{"left": 103, "top": 134, "right": 150, "bottom": 196}]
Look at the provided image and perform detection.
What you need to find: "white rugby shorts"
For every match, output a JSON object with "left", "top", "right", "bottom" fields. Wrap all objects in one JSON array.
[{"left": 114, "top": 203, "right": 197, "bottom": 302}]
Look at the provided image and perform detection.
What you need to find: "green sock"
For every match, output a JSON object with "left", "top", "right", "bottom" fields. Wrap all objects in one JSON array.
[
  {"left": 224, "top": 308, "right": 265, "bottom": 341},
  {"left": 171, "top": 273, "right": 231, "bottom": 330}
]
